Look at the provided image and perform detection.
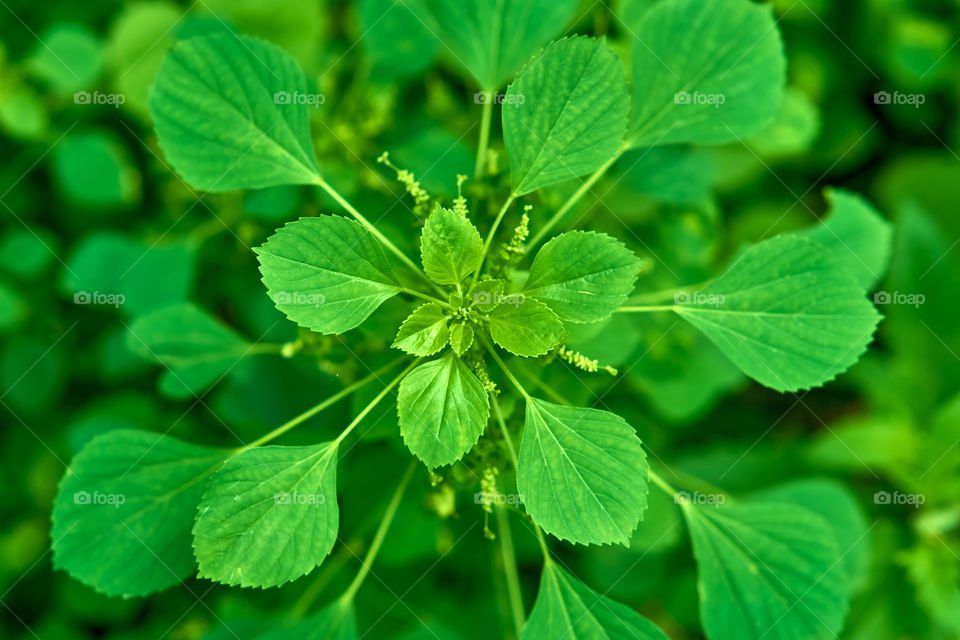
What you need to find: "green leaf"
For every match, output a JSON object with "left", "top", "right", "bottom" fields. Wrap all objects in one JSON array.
[
  {"left": 673, "top": 235, "right": 881, "bottom": 392},
  {"left": 258, "top": 598, "right": 356, "bottom": 640},
  {"left": 255, "top": 216, "right": 400, "bottom": 334},
  {"left": 420, "top": 0, "right": 578, "bottom": 89},
  {"left": 517, "top": 399, "right": 648, "bottom": 545},
  {"left": 468, "top": 278, "right": 505, "bottom": 311},
  {"left": 794, "top": 188, "right": 893, "bottom": 289},
  {"left": 503, "top": 36, "right": 630, "bottom": 195},
  {"left": 523, "top": 231, "right": 642, "bottom": 323},
  {"left": 746, "top": 88, "right": 820, "bottom": 157},
  {"left": 613, "top": 145, "right": 716, "bottom": 205},
  {"left": 51, "top": 430, "right": 229, "bottom": 597},
  {"left": 420, "top": 205, "right": 483, "bottom": 285},
  {"left": 127, "top": 303, "right": 251, "bottom": 399},
  {"left": 489, "top": 298, "right": 565, "bottom": 357},
  {"left": 449, "top": 322, "right": 474, "bottom": 355},
  {"left": 193, "top": 442, "right": 339, "bottom": 588},
  {"left": 683, "top": 502, "right": 848, "bottom": 640},
  {"left": 521, "top": 562, "right": 670, "bottom": 640},
  {"left": 627, "top": 0, "right": 786, "bottom": 148},
  {"left": 393, "top": 303, "right": 450, "bottom": 356},
  {"left": 149, "top": 33, "right": 321, "bottom": 191},
  {"left": 398, "top": 353, "right": 489, "bottom": 468}
]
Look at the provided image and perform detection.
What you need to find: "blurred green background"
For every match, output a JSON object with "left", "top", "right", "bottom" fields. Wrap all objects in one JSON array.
[{"left": 2, "top": 0, "right": 960, "bottom": 638}]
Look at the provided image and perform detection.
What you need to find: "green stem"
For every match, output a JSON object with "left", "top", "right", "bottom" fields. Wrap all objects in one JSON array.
[
  {"left": 532, "top": 523, "right": 551, "bottom": 562},
  {"left": 617, "top": 305, "right": 677, "bottom": 313},
  {"left": 484, "top": 339, "right": 530, "bottom": 400},
  {"left": 648, "top": 468, "right": 678, "bottom": 496},
  {"left": 474, "top": 95, "right": 494, "bottom": 178},
  {"left": 247, "top": 343, "right": 286, "bottom": 355},
  {"left": 341, "top": 459, "right": 418, "bottom": 603},
  {"left": 401, "top": 287, "right": 448, "bottom": 307},
  {"left": 628, "top": 281, "right": 710, "bottom": 305},
  {"left": 496, "top": 506, "right": 525, "bottom": 637},
  {"left": 490, "top": 393, "right": 519, "bottom": 470},
  {"left": 473, "top": 194, "right": 517, "bottom": 287},
  {"left": 527, "top": 152, "right": 620, "bottom": 249},
  {"left": 313, "top": 174, "right": 441, "bottom": 294},
  {"left": 335, "top": 359, "right": 420, "bottom": 445},
  {"left": 244, "top": 358, "right": 407, "bottom": 449}
]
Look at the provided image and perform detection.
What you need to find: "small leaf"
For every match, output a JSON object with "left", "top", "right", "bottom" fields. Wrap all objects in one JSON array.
[
  {"left": 673, "top": 235, "right": 881, "bottom": 392},
  {"left": 126, "top": 302, "right": 250, "bottom": 399},
  {"left": 468, "top": 278, "right": 505, "bottom": 312},
  {"left": 683, "top": 501, "right": 848, "bottom": 640},
  {"left": 489, "top": 298, "right": 565, "bottom": 357},
  {"left": 449, "top": 323, "right": 474, "bottom": 355},
  {"left": 398, "top": 353, "right": 489, "bottom": 468},
  {"left": 627, "top": 0, "right": 786, "bottom": 148},
  {"left": 51, "top": 430, "right": 229, "bottom": 597},
  {"left": 419, "top": 0, "right": 578, "bottom": 89},
  {"left": 517, "top": 399, "right": 648, "bottom": 545},
  {"left": 794, "top": 188, "right": 892, "bottom": 289},
  {"left": 393, "top": 303, "right": 449, "bottom": 356},
  {"left": 504, "top": 37, "right": 630, "bottom": 195},
  {"left": 522, "top": 562, "right": 670, "bottom": 640},
  {"left": 420, "top": 204, "right": 483, "bottom": 285},
  {"left": 193, "top": 442, "right": 339, "bottom": 588},
  {"left": 523, "top": 231, "right": 642, "bottom": 323},
  {"left": 255, "top": 216, "right": 400, "bottom": 334},
  {"left": 149, "top": 33, "right": 321, "bottom": 191}
]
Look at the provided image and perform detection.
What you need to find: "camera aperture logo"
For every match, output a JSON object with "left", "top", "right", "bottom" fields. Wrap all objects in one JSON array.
[
  {"left": 874, "top": 490, "right": 924, "bottom": 508},
  {"left": 474, "top": 491, "right": 525, "bottom": 506},
  {"left": 674, "top": 491, "right": 726, "bottom": 507},
  {"left": 674, "top": 291, "right": 725, "bottom": 307},
  {"left": 274, "top": 491, "right": 326, "bottom": 508},
  {"left": 873, "top": 91, "right": 925, "bottom": 108},
  {"left": 74, "top": 291, "right": 125, "bottom": 308},
  {"left": 272, "top": 291, "right": 326, "bottom": 307},
  {"left": 274, "top": 90, "right": 326, "bottom": 108},
  {"left": 474, "top": 91, "right": 525, "bottom": 107},
  {"left": 674, "top": 91, "right": 726, "bottom": 108},
  {"left": 74, "top": 491, "right": 126, "bottom": 508},
  {"left": 74, "top": 91, "right": 125, "bottom": 107},
  {"left": 473, "top": 291, "right": 525, "bottom": 307},
  {"left": 873, "top": 290, "right": 924, "bottom": 308}
]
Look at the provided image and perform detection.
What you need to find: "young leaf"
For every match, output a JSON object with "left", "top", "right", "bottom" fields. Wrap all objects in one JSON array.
[
  {"left": 149, "top": 33, "right": 321, "bottom": 191},
  {"left": 393, "top": 303, "right": 449, "bottom": 356},
  {"left": 51, "top": 430, "right": 229, "bottom": 597},
  {"left": 523, "top": 231, "right": 642, "bottom": 323},
  {"left": 522, "top": 562, "right": 670, "bottom": 640},
  {"left": 468, "top": 278, "right": 505, "bottom": 311},
  {"left": 794, "top": 188, "right": 892, "bottom": 289},
  {"left": 489, "top": 298, "right": 565, "bottom": 357},
  {"left": 419, "top": 0, "right": 578, "bottom": 89},
  {"left": 517, "top": 399, "right": 648, "bottom": 545},
  {"left": 627, "top": 0, "right": 786, "bottom": 148},
  {"left": 126, "top": 302, "right": 250, "bottom": 399},
  {"left": 255, "top": 216, "right": 400, "bottom": 334},
  {"left": 257, "top": 598, "right": 356, "bottom": 640},
  {"left": 672, "top": 235, "right": 881, "bottom": 392},
  {"left": 193, "top": 442, "right": 339, "bottom": 588},
  {"left": 420, "top": 204, "right": 483, "bottom": 285},
  {"left": 683, "top": 502, "right": 848, "bottom": 640},
  {"left": 449, "top": 322, "right": 474, "bottom": 355},
  {"left": 397, "top": 353, "right": 489, "bottom": 468},
  {"left": 503, "top": 37, "right": 630, "bottom": 195}
]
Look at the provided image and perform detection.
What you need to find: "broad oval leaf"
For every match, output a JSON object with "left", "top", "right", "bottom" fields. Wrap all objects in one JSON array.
[
  {"left": 255, "top": 216, "right": 400, "bottom": 334},
  {"left": 398, "top": 353, "right": 489, "bottom": 468},
  {"left": 521, "top": 562, "right": 670, "bottom": 640},
  {"left": 127, "top": 302, "right": 250, "bottom": 399},
  {"left": 504, "top": 36, "right": 630, "bottom": 195},
  {"left": 489, "top": 298, "right": 565, "bottom": 357},
  {"left": 449, "top": 322, "right": 474, "bottom": 355},
  {"left": 627, "top": 0, "right": 786, "bottom": 148},
  {"left": 517, "top": 398, "right": 648, "bottom": 545},
  {"left": 150, "top": 33, "right": 321, "bottom": 191},
  {"left": 523, "top": 231, "right": 642, "bottom": 323},
  {"left": 683, "top": 502, "right": 848, "bottom": 640},
  {"left": 672, "top": 235, "right": 881, "bottom": 392},
  {"left": 193, "top": 442, "right": 339, "bottom": 588},
  {"left": 421, "top": 205, "right": 483, "bottom": 285},
  {"left": 51, "top": 430, "right": 229, "bottom": 597},
  {"left": 393, "top": 303, "right": 449, "bottom": 356},
  {"left": 420, "top": 0, "right": 578, "bottom": 89}
]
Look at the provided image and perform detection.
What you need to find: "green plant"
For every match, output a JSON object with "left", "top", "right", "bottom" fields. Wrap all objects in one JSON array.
[{"left": 49, "top": 1, "right": 893, "bottom": 638}]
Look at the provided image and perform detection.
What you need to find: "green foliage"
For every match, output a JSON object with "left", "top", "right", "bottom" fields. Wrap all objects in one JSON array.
[
  {"left": 392, "top": 303, "right": 449, "bottom": 356},
  {"left": 488, "top": 299, "right": 565, "bottom": 357},
  {"left": 420, "top": 204, "right": 483, "bottom": 285}
]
